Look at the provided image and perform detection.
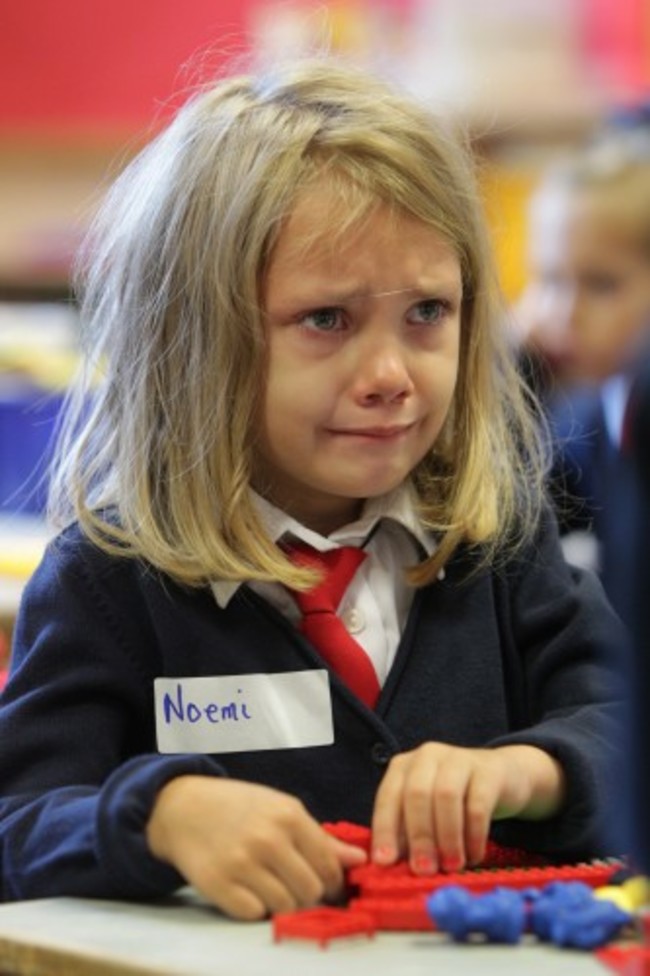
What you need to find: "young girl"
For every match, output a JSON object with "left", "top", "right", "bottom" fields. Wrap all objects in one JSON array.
[{"left": 0, "top": 58, "right": 625, "bottom": 921}]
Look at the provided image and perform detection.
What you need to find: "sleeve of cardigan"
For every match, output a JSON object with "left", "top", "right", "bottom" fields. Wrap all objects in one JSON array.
[
  {"left": 487, "top": 508, "right": 631, "bottom": 859},
  {"left": 0, "top": 530, "right": 227, "bottom": 902}
]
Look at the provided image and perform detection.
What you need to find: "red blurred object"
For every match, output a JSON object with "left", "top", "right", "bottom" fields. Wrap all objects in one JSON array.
[
  {"left": 272, "top": 822, "right": 625, "bottom": 945},
  {"left": 348, "top": 859, "right": 621, "bottom": 898},
  {"left": 348, "top": 896, "right": 433, "bottom": 931},
  {"left": 272, "top": 907, "right": 376, "bottom": 948},
  {"left": 597, "top": 946, "right": 650, "bottom": 975},
  {"left": 323, "top": 820, "right": 549, "bottom": 866},
  {"left": 322, "top": 821, "right": 373, "bottom": 853}
]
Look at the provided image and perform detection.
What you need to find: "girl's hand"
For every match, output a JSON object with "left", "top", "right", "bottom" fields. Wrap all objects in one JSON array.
[
  {"left": 370, "top": 743, "right": 565, "bottom": 874},
  {"left": 146, "top": 775, "right": 366, "bottom": 920}
]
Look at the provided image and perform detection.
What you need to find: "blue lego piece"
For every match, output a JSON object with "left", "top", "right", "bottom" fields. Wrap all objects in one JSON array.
[
  {"left": 528, "top": 881, "right": 594, "bottom": 940},
  {"left": 426, "top": 885, "right": 526, "bottom": 944},
  {"left": 548, "top": 899, "right": 632, "bottom": 950},
  {"left": 529, "top": 880, "right": 632, "bottom": 950}
]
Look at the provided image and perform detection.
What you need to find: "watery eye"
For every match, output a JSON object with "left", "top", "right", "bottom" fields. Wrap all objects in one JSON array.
[
  {"left": 410, "top": 299, "right": 445, "bottom": 324},
  {"left": 302, "top": 308, "right": 343, "bottom": 331}
]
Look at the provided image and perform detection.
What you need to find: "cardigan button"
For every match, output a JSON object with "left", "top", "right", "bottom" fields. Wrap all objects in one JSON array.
[{"left": 371, "top": 742, "right": 392, "bottom": 766}]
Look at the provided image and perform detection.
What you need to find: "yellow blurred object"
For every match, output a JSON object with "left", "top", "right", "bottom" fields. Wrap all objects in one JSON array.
[
  {"left": 0, "top": 548, "right": 45, "bottom": 581},
  {"left": 0, "top": 517, "right": 49, "bottom": 581},
  {"left": 0, "top": 347, "right": 78, "bottom": 391},
  {"left": 594, "top": 885, "right": 636, "bottom": 912},
  {"left": 480, "top": 161, "right": 541, "bottom": 303},
  {"left": 594, "top": 877, "right": 650, "bottom": 913},
  {"left": 623, "top": 876, "right": 650, "bottom": 909}
]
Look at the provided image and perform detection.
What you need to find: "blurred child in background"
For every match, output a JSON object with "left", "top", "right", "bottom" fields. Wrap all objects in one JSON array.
[{"left": 516, "top": 116, "right": 650, "bottom": 628}]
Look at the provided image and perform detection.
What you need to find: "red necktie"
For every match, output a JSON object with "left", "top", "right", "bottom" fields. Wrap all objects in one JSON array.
[{"left": 286, "top": 543, "right": 380, "bottom": 708}]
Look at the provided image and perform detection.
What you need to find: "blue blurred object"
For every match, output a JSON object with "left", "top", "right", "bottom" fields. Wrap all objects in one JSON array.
[
  {"left": 426, "top": 885, "right": 526, "bottom": 944},
  {"left": 0, "top": 384, "right": 65, "bottom": 514},
  {"left": 529, "top": 881, "right": 631, "bottom": 950},
  {"left": 528, "top": 881, "right": 593, "bottom": 940},
  {"left": 547, "top": 899, "right": 631, "bottom": 950}
]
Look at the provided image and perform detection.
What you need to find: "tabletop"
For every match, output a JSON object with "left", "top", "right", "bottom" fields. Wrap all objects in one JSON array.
[{"left": 0, "top": 889, "right": 615, "bottom": 976}]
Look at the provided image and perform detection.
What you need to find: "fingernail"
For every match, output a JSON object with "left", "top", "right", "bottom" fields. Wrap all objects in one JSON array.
[
  {"left": 442, "top": 855, "right": 463, "bottom": 873},
  {"left": 373, "top": 844, "right": 396, "bottom": 864},
  {"left": 411, "top": 854, "right": 437, "bottom": 874}
]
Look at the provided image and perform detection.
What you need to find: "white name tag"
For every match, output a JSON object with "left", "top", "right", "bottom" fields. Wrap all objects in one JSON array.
[{"left": 154, "top": 670, "right": 334, "bottom": 754}]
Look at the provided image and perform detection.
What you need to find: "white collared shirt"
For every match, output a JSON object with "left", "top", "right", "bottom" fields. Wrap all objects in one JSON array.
[
  {"left": 210, "top": 484, "right": 437, "bottom": 687},
  {"left": 601, "top": 373, "right": 632, "bottom": 449}
]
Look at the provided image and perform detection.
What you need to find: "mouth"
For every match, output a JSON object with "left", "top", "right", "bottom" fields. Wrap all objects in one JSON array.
[{"left": 329, "top": 423, "right": 415, "bottom": 440}]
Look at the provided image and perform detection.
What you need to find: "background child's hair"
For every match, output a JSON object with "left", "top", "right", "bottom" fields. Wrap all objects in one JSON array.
[
  {"left": 49, "top": 57, "right": 549, "bottom": 588},
  {"left": 565, "top": 117, "right": 650, "bottom": 258}
]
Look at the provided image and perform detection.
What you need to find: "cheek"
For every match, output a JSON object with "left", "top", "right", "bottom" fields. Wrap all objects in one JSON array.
[{"left": 262, "top": 367, "right": 324, "bottom": 438}]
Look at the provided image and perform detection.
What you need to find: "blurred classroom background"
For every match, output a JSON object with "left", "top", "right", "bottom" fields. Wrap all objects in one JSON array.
[{"left": 1, "top": 0, "right": 649, "bottom": 657}]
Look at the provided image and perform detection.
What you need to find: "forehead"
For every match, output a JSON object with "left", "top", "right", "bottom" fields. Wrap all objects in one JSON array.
[
  {"left": 265, "top": 183, "right": 461, "bottom": 293},
  {"left": 566, "top": 196, "right": 650, "bottom": 269}
]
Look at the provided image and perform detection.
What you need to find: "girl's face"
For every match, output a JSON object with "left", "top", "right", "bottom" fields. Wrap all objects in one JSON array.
[
  {"left": 557, "top": 198, "right": 650, "bottom": 382},
  {"left": 255, "top": 186, "right": 462, "bottom": 536}
]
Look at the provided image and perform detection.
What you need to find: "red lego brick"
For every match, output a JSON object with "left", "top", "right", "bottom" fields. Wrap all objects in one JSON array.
[
  {"left": 322, "top": 821, "right": 372, "bottom": 853},
  {"left": 597, "top": 946, "right": 650, "bottom": 976},
  {"left": 348, "top": 860, "right": 621, "bottom": 899},
  {"left": 481, "top": 840, "right": 549, "bottom": 868},
  {"left": 272, "top": 907, "right": 376, "bottom": 948},
  {"left": 323, "top": 821, "right": 550, "bottom": 867},
  {"left": 348, "top": 896, "right": 434, "bottom": 931}
]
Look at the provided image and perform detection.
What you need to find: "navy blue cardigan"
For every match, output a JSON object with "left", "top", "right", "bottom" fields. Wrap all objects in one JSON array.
[{"left": 0, "top": 512, "right": 627, "bottom": 902}]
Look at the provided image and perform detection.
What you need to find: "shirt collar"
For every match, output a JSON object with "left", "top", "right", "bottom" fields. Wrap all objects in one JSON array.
[
  {"left": 211, "top": 483, "right": 435, "bottom": 608},
  {"left": 600, "top": 373, "right": 632, "bottom": 448}
]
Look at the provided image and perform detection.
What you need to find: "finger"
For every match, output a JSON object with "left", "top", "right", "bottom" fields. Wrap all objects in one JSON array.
[
  {"left": 464, "top": 770, "right": 500, "bottom": 866},
  {"left": 292, "top": 821, "right": 352, "bottom": 902},
  {"left": 370, "top": 761, "right": 407, "bottom": 865},
  {"left": 205, "top": 880, "right": 268, "bottom": 922},
  {"left": 329, "top": 838, "right": 368, "bottom": 870},
  {"left": 402, "top": 763, "right": 439, "bottom": 875},
  {"left": 270, "top": 845, "right": 331, "bottom": 908},
  {"left": 430, "top": 761, "right": 470, "bottom": 873},
  {"left": 242, "top": 866, "right": 303, "bottom": 917}
]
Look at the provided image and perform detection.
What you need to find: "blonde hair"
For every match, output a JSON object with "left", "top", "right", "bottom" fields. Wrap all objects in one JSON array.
[
  {"left": 49, "top": 57, "right": 549, "bottom": 589},
  {"left": 567, "top": 128, "right": 650, "bottom": 258}
]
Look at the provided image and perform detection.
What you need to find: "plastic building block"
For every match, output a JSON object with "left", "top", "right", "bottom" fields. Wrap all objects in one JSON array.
[
  {"left": 549, "top": 899, "right": 631, "bottom": 950},
  {"left": 597, "top": 946, "right": 650, "bottom": 976},
  {"left": 595, "top": 885, "right": 639, "bottom": 913},
  {"left": 272, "top": 907, "right": 375, "bottom": 948},
  {"left": 322, "top": 821, "right": 372, "bottom": 853},
  {"left": 528, "top": 881, "right": 594, "bottom": 940},
  {"left": 479, "top": 840, "right": 549, "bottom": 868},
  {"left": 322, "top": 821, "right": 548, "bottom": 866},
  {"left": 269, "top": 821, "right": 629, "bottom": 948},
  {"left": 424, "top": 879, "right": 631, "bottom": 950},
  {"left": 426, "top": 885, "right": 526, "bottom": 944},
  {"left": 528, "top": 881, "right": 632, "bottom": 950},
  {"left": 348, "top": 859, "right": 621, "bottom": 899},
  {"left": 348, "top": 896, "right": 434, "bottom": 931}
]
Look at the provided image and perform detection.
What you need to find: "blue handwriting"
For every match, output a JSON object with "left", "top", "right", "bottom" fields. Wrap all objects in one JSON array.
[{"left": 163, "top": 683, "right": 253, "bottom": 725}]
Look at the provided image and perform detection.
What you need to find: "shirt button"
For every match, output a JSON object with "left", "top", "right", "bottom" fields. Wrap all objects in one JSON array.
[
  {"left": 371, "top": 742, "right": 392, "bottom": 766},
  {"left": 342, "top": 607, "right": 365, "bottom": 634}
]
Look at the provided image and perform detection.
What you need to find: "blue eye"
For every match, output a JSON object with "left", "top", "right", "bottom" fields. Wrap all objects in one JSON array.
[
  {"left": 301, "top": 307, "right": 344, "bottom": 332},
  {"left": 410, "top": 299, "right": 447, "bottom": 324}
]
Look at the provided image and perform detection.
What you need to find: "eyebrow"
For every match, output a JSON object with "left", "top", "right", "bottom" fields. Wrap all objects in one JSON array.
[{"left": 302, "top": 283, "right": 463, "bottom": 305}]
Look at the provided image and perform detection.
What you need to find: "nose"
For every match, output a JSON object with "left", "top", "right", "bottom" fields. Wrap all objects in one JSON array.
[{"left": 351, "top": 332, "right": 415, "bottom": 406}]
